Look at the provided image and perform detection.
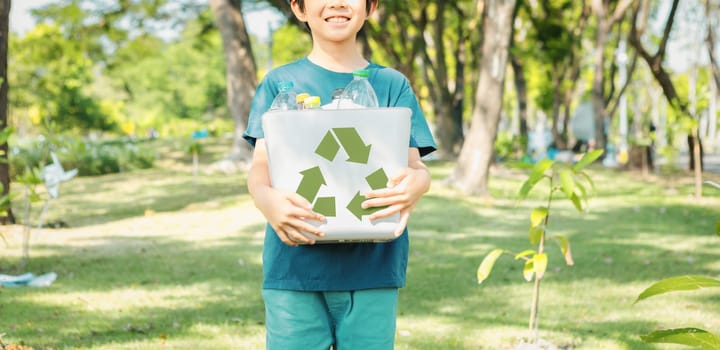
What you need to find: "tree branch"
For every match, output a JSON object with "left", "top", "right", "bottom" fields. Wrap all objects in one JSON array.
[
  {"left": 706, "top": 0, "right": 720, "bottom": 90},
  {"left": 655, "top": 0, "right": 680, "bottom": 61}
]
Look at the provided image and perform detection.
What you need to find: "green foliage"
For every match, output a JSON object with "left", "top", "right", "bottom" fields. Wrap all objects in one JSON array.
[
  {"left": 635, "top": 276, "right": 720, "bottom": 304},
  {"left": 635, "top": 182, "right": 720, "bottom": 349},
  {"left": 10, "top": 136, "right": 157, "bottom": 178},
  {"left": 14, "top": 166, "right": 44, "bottom": 205},
  {"left": 271, "top": 23, "right": 313, "bottom": 68},
  {"left": 106, "top": 28, "right": 228, "bottom": 133},
  {"left": 188, "top": 141, "right": 203, "bottom": 155},
  {"left": 477, "top": 150, "right": 603, "bottom": 343},
  {"left": 9, "top": 3, "right": 224, "bottom": 139},
  {"left": 8, "top": 24, "right": 117, "bottom": 132},
  {"left": 494, "top": 131, "right": 517, "bottom": 161},
  {"left": 641, "top": 328, "right": 720, "bottom": 350}
]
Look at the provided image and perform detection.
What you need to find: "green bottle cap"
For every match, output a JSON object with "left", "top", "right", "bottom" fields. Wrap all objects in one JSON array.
[{"left": 352, "top": 69, "right": 370, "bottom": 78}]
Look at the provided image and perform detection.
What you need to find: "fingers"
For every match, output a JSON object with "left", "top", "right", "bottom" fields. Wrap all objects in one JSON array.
[
  {"left": 287, "top": 193, "right": 325, "bottom": 222},
  {"left": 285, "top": 226, "right": 317, "bottom": 245},
  {"left": 274, "top": 223, "right": 323, "bottom": 246},
  {"left": 392, "top": 210, "right": 410, "bottom": 237},
  {"left": 363, "top": 192, "right": 409, "bottom": 210},
  {"left": 367, "top": 203, "right": 403, "bottom": 220}
]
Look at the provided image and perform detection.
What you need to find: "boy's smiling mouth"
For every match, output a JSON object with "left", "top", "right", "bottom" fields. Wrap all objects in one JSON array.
[{"left": 325, "top": 16, "right": 350, "bottom": 23}]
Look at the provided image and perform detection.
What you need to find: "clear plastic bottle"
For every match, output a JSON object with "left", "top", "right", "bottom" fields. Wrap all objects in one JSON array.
[
  {"left": 269, "top": 81, "right": 297, "bottom": 111},
  {"left": 339, "top": 69, "right": 379, "bottom": 109},
  {"left": 322, "top": 88, "right": 345, "bottom": 109}
]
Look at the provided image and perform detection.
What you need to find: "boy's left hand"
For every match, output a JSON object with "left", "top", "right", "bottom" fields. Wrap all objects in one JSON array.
[{"left": 362, "top": 149, "right": 430, "bottom": 236}]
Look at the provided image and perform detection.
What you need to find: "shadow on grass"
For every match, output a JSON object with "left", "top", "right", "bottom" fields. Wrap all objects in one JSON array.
[
  {"left": 397, "top": 189, "right": 719, "bottom": 348},
  {"left": 0, "top": 224, "right": 265, "bottom": 348},
  {"left": 3, "top": 161, "right": 719, "bottom": 349},
  {"left": 34, "top": 168, "right": 249, "bottom": 228}
]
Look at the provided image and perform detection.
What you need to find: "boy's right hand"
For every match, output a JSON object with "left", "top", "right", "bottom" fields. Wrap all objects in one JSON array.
[{"left": 255, "top": 187, "right": 325, "bottom": 246}]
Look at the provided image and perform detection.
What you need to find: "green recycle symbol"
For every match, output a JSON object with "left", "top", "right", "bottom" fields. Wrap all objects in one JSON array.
[{"left": 296, "top": 127, "right": 389, "bottom": 221}]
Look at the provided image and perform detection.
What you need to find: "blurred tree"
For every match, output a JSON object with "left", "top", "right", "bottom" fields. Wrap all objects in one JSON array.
[
  {"left": 589, "top": 0, "right": 635, "bottom": 153},
  {"left": 9, "top": 24, "right": 115, "bottom": 132},
  {"left": 0, "top": 0, "right": 14, "bottom": 224},
  {"left": 520, "top": 0, "right": 591, "bottom": 150},
  {"left": 509, "top": 5, "right": 530, "bottom": 151},
  {"left": 707, "top": 0, "right": 720, "bottom": 90},
  {"left": 367, "top": 0, "right": 480, "bottom": 159},
  {"left": 630, "top": 0, "right": 704, "bottom": 197},
  {"left": 210, "top": 0, "right": 256, "bottom": 165},
  {"left": 451, "top": 0, "right": 517, "bottom": 196}
]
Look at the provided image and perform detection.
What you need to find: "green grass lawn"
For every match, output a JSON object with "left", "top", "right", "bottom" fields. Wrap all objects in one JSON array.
[{"left": 1, "top": 139, "right": 719, "bottom": 349}]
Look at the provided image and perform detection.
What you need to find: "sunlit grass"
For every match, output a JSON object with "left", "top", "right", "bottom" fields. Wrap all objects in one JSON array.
[{"left": 1, "top": 142, "right": 719, "bottom": 349}]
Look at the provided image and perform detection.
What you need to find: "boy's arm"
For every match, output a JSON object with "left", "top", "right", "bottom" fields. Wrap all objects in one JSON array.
[
  {"left": 247, "top": 139, "right": 325, "bottom": 246},
  {"left": 363, "top": 147, "right": 431, "bottom": 236}
]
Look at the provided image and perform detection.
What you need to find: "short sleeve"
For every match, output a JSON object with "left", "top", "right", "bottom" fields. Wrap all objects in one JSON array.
[
  {"left": 392, "top": 77, "right": 437, "bottom": 157},
  {"left": 243, "top": 77, "right": 277, "bottom": 147}
]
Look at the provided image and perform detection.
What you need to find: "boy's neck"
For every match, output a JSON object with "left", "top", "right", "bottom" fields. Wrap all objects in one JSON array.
[{"left": 307, "top": 40, "right": 369, "bottom": 73}]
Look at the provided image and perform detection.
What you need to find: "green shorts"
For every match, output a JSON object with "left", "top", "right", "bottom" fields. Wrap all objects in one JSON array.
[{"left": 262, "top": 288, "right": 399, "bottom": 350}]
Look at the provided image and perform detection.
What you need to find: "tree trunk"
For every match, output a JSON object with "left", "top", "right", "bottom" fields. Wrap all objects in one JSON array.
[
  {"left": 550, "top": 74, "right": 568, "bottom": 149},
  {"left": 450, "top": 0, "right": 516, "bottom": 196},
  {"left": 706, "top": 0, "right": 720, "bottom": 91},
  {"left": 510, "top": 53, "right": 528, "bottom": 145},
  {"left": 590, "top": 0, "right": 634, "bottom": 154},
  {"left": 0, "top": 0, "right": 15, "bottom": 224},
  {"left": 426, "top": 1, "right": 465, "bottom": 159},
  {"left": 591, "top": 21, "right": 609, "bottom": 152},
  {"left": 210, "top": 0, "right": 256, "bottom": 166}
]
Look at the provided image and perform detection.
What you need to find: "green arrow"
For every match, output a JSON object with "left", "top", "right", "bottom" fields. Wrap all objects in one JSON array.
[
  {"left": 315, "top": 131, "right": 340, "bottom": 161},
  {"left": 296, "top": 166, "right": 326, "bottom": 202},
  {"left": 346, "top": 191, "right": 385, "bottom": 221},
  {"left": 313, "top": 197, "right": 336, "bottom": 217},
  {"left": 365, "top": 168, "right": 389, "bottom": 190},
  {"left": 332, "top": 127, "right": 371, "bottom": 164}
]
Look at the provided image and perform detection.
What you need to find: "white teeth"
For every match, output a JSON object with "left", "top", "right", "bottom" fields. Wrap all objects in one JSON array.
[{"left": 326, "top": 17, "right": 349, "bottom": 23}]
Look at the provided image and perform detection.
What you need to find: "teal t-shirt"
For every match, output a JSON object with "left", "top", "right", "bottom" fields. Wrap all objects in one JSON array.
[{"left": 244, "top": 57, "right": 437, "bottom": 291}]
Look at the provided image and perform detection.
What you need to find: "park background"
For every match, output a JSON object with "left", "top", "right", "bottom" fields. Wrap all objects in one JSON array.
[{"left": 1, "top": 0, "right": 720, "bottom": 349}]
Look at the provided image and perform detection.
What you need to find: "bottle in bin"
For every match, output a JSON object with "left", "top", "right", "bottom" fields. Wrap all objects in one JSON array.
[
  {"left": 321, "top": 88, "right": 345, "bottom": 109},
  {"left": 303, "top": 96, "right": 321, "bottom": 109},
  {"left": 296, "top": 92, "right": 310, "bottom": 110},
  {"left": 338, "top": 69, "right": 379, "bottom": 109},
  {"left": 269, "top": 81, "right": 297, "bottom": 111}
]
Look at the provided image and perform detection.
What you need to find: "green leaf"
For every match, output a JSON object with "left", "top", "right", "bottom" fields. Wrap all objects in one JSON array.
[
  {"left": 635, "top": 275, "right": 720, "bottom": 304},
  {"left": 519, "top": 159, "right": 554, "bottom": 200},
  {"left": 716, "top": 220, "right": 719, "bottom": 237},
  {"left": 575, "top": 181, "right": 588, "bottom": 202},
  {"left": 577, "top": 171, "right": 597, "bottom": 193},
  {"left": 523, "top": 259, "right": 534, "bottom": 282},
  {"left": 515, "top": 249, "right": 537, "bottom": 260},
  {"left": 573, "top": 149, "right": 603, "bottom": 172},
  {"left": 533, "top": 253, "right": 548, "bottom": 279},
  {"left": 518, "top": 180, "right": 533, "bottom": 201},
  {"left": 552, "top": 235, "right": 574, "bottom": 266},
  {"left": 529, "top": 158, "right": 554, "bottom": 184},
  {"left": 569, "top": 192, "right": 583, "bottom": 212},
  {"left": 559, "top": 169, "right": 575, "bottom": 197},
  {"left": 529, "top": 226, "right": 544, "bottom": 245},
  {"left": 477, "top": 249, "right": 504, "bottom": 284},
  {"left": 530, "top": 207, "right": 548, "bottom": 228},
  {"left": 640, "top": 328, "right": 720, "bottom": 349}
]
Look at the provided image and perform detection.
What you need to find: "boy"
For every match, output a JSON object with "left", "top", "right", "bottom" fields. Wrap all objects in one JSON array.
[{"left": 244, "top": 0, "right": 437, "bottom": 349}]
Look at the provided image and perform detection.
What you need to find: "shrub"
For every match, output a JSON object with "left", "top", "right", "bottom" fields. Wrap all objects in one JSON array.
[{"left": 10, "top": 136, "right": 157, "bottom": 178}]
